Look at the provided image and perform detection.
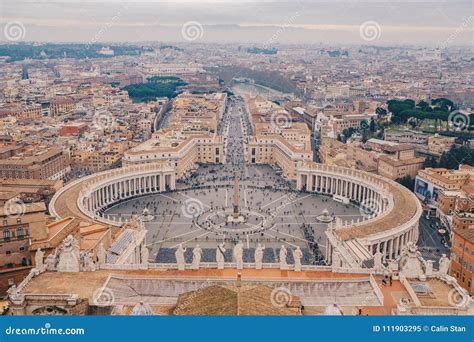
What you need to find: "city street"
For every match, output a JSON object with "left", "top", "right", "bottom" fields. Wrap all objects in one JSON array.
[
  {"left": 417, "top": 216, "right": 451, "bottom": 266},
  {"left": 104, "top": 95, "right": 364, "bottom": 265}
]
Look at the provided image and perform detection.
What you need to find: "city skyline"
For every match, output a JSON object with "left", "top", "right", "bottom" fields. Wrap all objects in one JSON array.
[
  {"left": 0, "top": 0, "right": 473, "bottom": 326},
  {"left": 0, "top": 0, "right": 473, "bottom": 46}
]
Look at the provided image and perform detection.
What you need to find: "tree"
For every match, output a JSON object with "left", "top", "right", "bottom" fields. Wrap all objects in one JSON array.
[
  {"left": 396, "top": 176, "right": 415, "bottom": 191},
  {"left": 376, "top": 127, "right": 385, "bottom": 139},
  {"left": 387, "top": 99, "right": 415, "bottom": 118},
  {"left": 342, "top": 127, "right": 356, "bottom": 138},
  {"left": 423, "top": 156, "right": 438, "bottom": 168},
  {"left": 439, "top": 145, "right": 474, "bottom": 169},
  {"left": 123, "top": 77, "right": 187, "bottom": 102},
  {"left": 369, "top": 118, "right": 376, "bottom": 133},
  {"left": 417, "top": 100, "right": 430, "bottom": 111},
  {"left": 387, "top": 98, "right": 454, "bottom": 127},
  {"left": 431, "top": 98, "right": 454, "bottom": 112}
]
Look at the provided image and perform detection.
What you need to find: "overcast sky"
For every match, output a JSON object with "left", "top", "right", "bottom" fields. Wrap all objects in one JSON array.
[{"left": 0, "top": 0, "right": 472, "bottom": 46}]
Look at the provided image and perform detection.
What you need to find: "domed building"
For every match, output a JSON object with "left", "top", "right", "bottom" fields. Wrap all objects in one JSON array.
[{"left": 173, "top": 283, "right": 301, "bottom": 316}]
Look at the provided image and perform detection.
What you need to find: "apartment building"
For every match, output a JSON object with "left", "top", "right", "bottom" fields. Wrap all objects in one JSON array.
[
  {"left": 427, "top": 135, "right": 456, "bottom": 156},
  {"left": 384, "top": 129, "right": 429, "bottom": 146},
  {"left": 329, "top": 113, "right": 377, "bottom": 134},
  {"left": 0, "top": 202, "right": 47, "bottom": 297},
  {"left": 84, "top": 151, "right": 122, "bottom": 173},
  {"left": 0, "top": 146, "right": 70, "bottom": 180},
  {"left": 248, "top": 135, "right": 313, "bottom": 180},
  {"left": 415, "top": 165, "right": 474, "bottom": 203},
  {"left": 377, "top": 145, "right": 425, "bottom": 180},
  {"left": 0, "top": 104, "right": 42, "bottom": 120},
  {"left": 246, "top": 98, "right": 313, "bottom": 180},
  {"left": 450, "top": 211, "right": 474, "bottom": 293},
  {"left": 49, "top": 97, "right": 76, "bottom": 116},
  {"left": 123, "top": 134, "right": 224, "bottom": 178},
  {"left": 59, "top": 122, "right": 90, "bottom": 136}
]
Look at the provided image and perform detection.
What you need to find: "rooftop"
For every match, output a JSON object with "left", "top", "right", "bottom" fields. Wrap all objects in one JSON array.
[
  {"left": 174, "top": 283, "right": 301, "bottom": 315},
  {"left": 17, "top": 268, "right": 463, "bottom": 315}
]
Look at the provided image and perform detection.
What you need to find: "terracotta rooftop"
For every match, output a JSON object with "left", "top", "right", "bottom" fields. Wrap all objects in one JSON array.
[
  {"left": 0, "top": 201, "right": 46, "bottom": 217},
  {"left": 51, "top": 181, "right": 92, "bottom": 222},
  {"left": 411, "top": 278, "right": 462, "bottom": 307},
  {"left": 335, "top": 178, "right": 418, "bottom": 240},
  {"left": 19, "top": 268, "right": 465, "bottom": 315},
  {"left": 30, "top": 216, "right": 79, "bottom": 251},
  {"left": 174, "top": 284, "right": 301, "bottom": 315}
]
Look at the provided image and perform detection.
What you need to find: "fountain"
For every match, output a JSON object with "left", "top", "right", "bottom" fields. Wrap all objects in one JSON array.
[
  {"left": 316, "top": 209, "right": 333, "bottom": 223},
  {"left": 140, "top": 208, "right": 154, "bottom": 222}
]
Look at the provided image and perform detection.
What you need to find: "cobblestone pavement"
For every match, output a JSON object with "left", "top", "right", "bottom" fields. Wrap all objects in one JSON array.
[{"left": 105, "top": 96, "right": 364, "bottom": 264}]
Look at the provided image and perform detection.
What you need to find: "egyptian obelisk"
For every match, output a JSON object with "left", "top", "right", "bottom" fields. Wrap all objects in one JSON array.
[{"left": 232, "top": 172, "right": 240, "bottom": 218}]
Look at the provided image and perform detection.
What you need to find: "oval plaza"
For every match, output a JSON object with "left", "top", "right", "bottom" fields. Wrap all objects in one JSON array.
[{"left": 9, "top": 93, "right": 471, "bottom": 316}]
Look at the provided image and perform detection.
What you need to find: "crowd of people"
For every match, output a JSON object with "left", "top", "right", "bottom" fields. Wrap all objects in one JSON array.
[
  {"left": 104, "top": 95, "right": 362, "bottom": 268},
  {"left": 154, "top": 246, "right": 316, "bottom": 264}
]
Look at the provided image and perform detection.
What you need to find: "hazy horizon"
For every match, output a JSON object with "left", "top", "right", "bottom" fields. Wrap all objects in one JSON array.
[{"left": 0, "top": 0, "right": 473, "bottom": 47}]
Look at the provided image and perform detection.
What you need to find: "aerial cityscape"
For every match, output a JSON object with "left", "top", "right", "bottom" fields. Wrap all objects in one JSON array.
[{"left": 0, "top": 0, "right": 473, "bottom": 320}]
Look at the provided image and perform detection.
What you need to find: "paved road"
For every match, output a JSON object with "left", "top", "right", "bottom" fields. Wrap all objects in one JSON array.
[
  {"left": 105, "top": 95, "right": 363, "bottom": 265},
  {"left": 417, "top": 216, "right": 451, "bottom": 266}
]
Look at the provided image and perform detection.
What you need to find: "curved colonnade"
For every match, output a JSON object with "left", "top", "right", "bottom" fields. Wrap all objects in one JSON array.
[
  {"left": 50, "top": 161, "right": 422, "bottom": 269},
  {"left": 49, "top": 162, "right": 176, "bottom": 227},
  {"left": 297, "top": 162, "right": 423, "bottom": 268}
]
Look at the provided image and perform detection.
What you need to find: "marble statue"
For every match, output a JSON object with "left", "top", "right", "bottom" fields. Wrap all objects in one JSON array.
[
  {"left": 438, "top": 254, "right": 450, "bottom": 276},
  {"left": 57, "top": 235, "right": 80, "bottom": 273},
  {"left": 45, "top": 251, "right": 57, "bottom": 271},
  {"left": 233, "top": 241, "right": 244, "bottom": 270},
  {"left": 175, "top": 244, "right": 186, "bottom": 271},
  {"left": 255, "top": 243, "right": 264, "bottom": 270},
  {"left": 130, "top": 215, "right": 139, "bottom": 230},
  {"left": 373, "top": 250, "right": 383, "bottom": 270},
  {"left": 388, "top": 260, "right": 399, "bottom": 272},
  {"left": 279, "top": 245, "right": 288, "bottom": 270},
  {"left": 425, "top": 260, "right": 434, "bottom": 277},
  {"left": 293, "top": 247, "right": 303, "bottom": 272},
  {"left": 141, "top": 245, "right": 149, "bottom": 266},
  {"left": 35, "top": 248, "right": 44, "bottom": 268},
  {"left": 399, "top": 241, "right": 425, "bottom": 279},
  {"left": 97, "top": 243, "right": 107, "bottom": 266},
  {"left": 82, "top": 251, "right": 96, "bottom": 272},
  {"left": 191, "top": 245, "right": 202, "bottom": 270},
  {"left": 7, "top": 284, "right": 17, "bottom": 297},
  {"left": 216, "top": 243, "right": 226, "bottom": 270}
]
